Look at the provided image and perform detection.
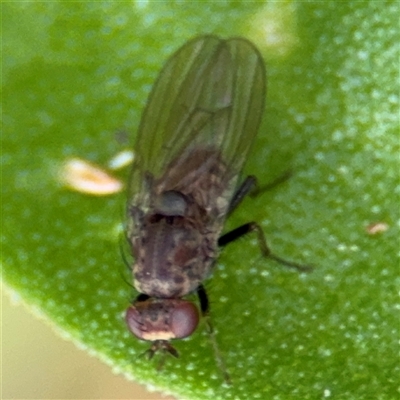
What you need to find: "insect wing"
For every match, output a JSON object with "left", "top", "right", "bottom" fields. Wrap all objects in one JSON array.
[{"left": 128, "top": 36, "right": 266, "bottom": 233}]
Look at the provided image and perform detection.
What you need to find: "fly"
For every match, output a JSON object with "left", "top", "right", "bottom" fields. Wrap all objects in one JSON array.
[{"left": 124, "top": 35, "right": 311, "bottom": 383}]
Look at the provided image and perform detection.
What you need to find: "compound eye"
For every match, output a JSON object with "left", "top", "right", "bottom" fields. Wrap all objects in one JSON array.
[
  {"left": 170, "top": 301, "right": 199, "bottom": 339},
  {"left": 125, "top": 305, "right": 146, "bottom": 340}
]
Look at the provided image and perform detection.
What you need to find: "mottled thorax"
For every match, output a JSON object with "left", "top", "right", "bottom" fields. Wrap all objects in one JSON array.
[{"left": 133, "top": 213, "right": 216, "bottom": 298}]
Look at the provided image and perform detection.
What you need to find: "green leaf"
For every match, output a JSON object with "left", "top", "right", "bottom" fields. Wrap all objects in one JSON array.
[{"left": 3, "top": 2, "right": 399, "bottom": 399}]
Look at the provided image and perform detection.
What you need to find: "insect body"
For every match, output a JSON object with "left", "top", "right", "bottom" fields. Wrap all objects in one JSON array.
[{"left": 124, "top": 36, "right": 308, "bottom": 377}]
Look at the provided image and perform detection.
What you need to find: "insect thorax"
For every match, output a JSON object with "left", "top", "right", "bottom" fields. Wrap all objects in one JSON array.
[{"left": 133, "top": 214, "right": 217, "bottom": 298}]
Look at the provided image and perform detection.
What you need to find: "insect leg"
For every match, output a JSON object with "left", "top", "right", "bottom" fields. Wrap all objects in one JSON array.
[
  {"left": 250, "top": 169, "right": 293, "bottom": 197},
  {"left": 218, "top": 222, "right": 312, "bottom": 272},
  {"left": 196, "top": 285, "right": 231, "bottom": 384},
  {"left": 228, "top": 171, "right": 293, "bottom": 216},
  {"left": 196, "top": 284, "right": 209, "bottom": 315},
  {"left": 227, "top": 175, "right": 257, "bottom": 215}
]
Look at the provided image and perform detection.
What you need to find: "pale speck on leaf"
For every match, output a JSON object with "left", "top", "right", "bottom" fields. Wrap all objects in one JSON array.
[{"left": 61, "top": 158, "right": 123, "bottom": 195}]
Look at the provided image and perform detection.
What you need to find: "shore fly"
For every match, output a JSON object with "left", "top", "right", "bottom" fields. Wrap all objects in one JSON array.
[{"left": 125, "top": 35, "right": 311, "bottom": 382}]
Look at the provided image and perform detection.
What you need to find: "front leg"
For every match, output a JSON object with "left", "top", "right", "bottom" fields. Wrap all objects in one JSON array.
[{"left": 196, "top": 285, "right": 231, "bottom": 384}]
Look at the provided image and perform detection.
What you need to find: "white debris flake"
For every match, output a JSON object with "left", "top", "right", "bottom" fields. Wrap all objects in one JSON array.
[{"left": 61, "top": 158, "right": 123, "bottom": 195}]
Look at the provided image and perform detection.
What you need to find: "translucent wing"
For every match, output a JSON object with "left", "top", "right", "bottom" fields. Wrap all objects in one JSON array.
[{"left": 127, "top": 36, "right": 266, "bottom": 235}]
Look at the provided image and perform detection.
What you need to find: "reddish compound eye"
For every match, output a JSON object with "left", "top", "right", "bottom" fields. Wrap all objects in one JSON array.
[
  {"left": 169, "top": 301, "right": 199, "bottom": 339},
  {"left": 125, "top": 305, "right": 147, "bottom": 340},
  {"left": 125, "top": 299, "right": 199, "bottom": 342}
]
